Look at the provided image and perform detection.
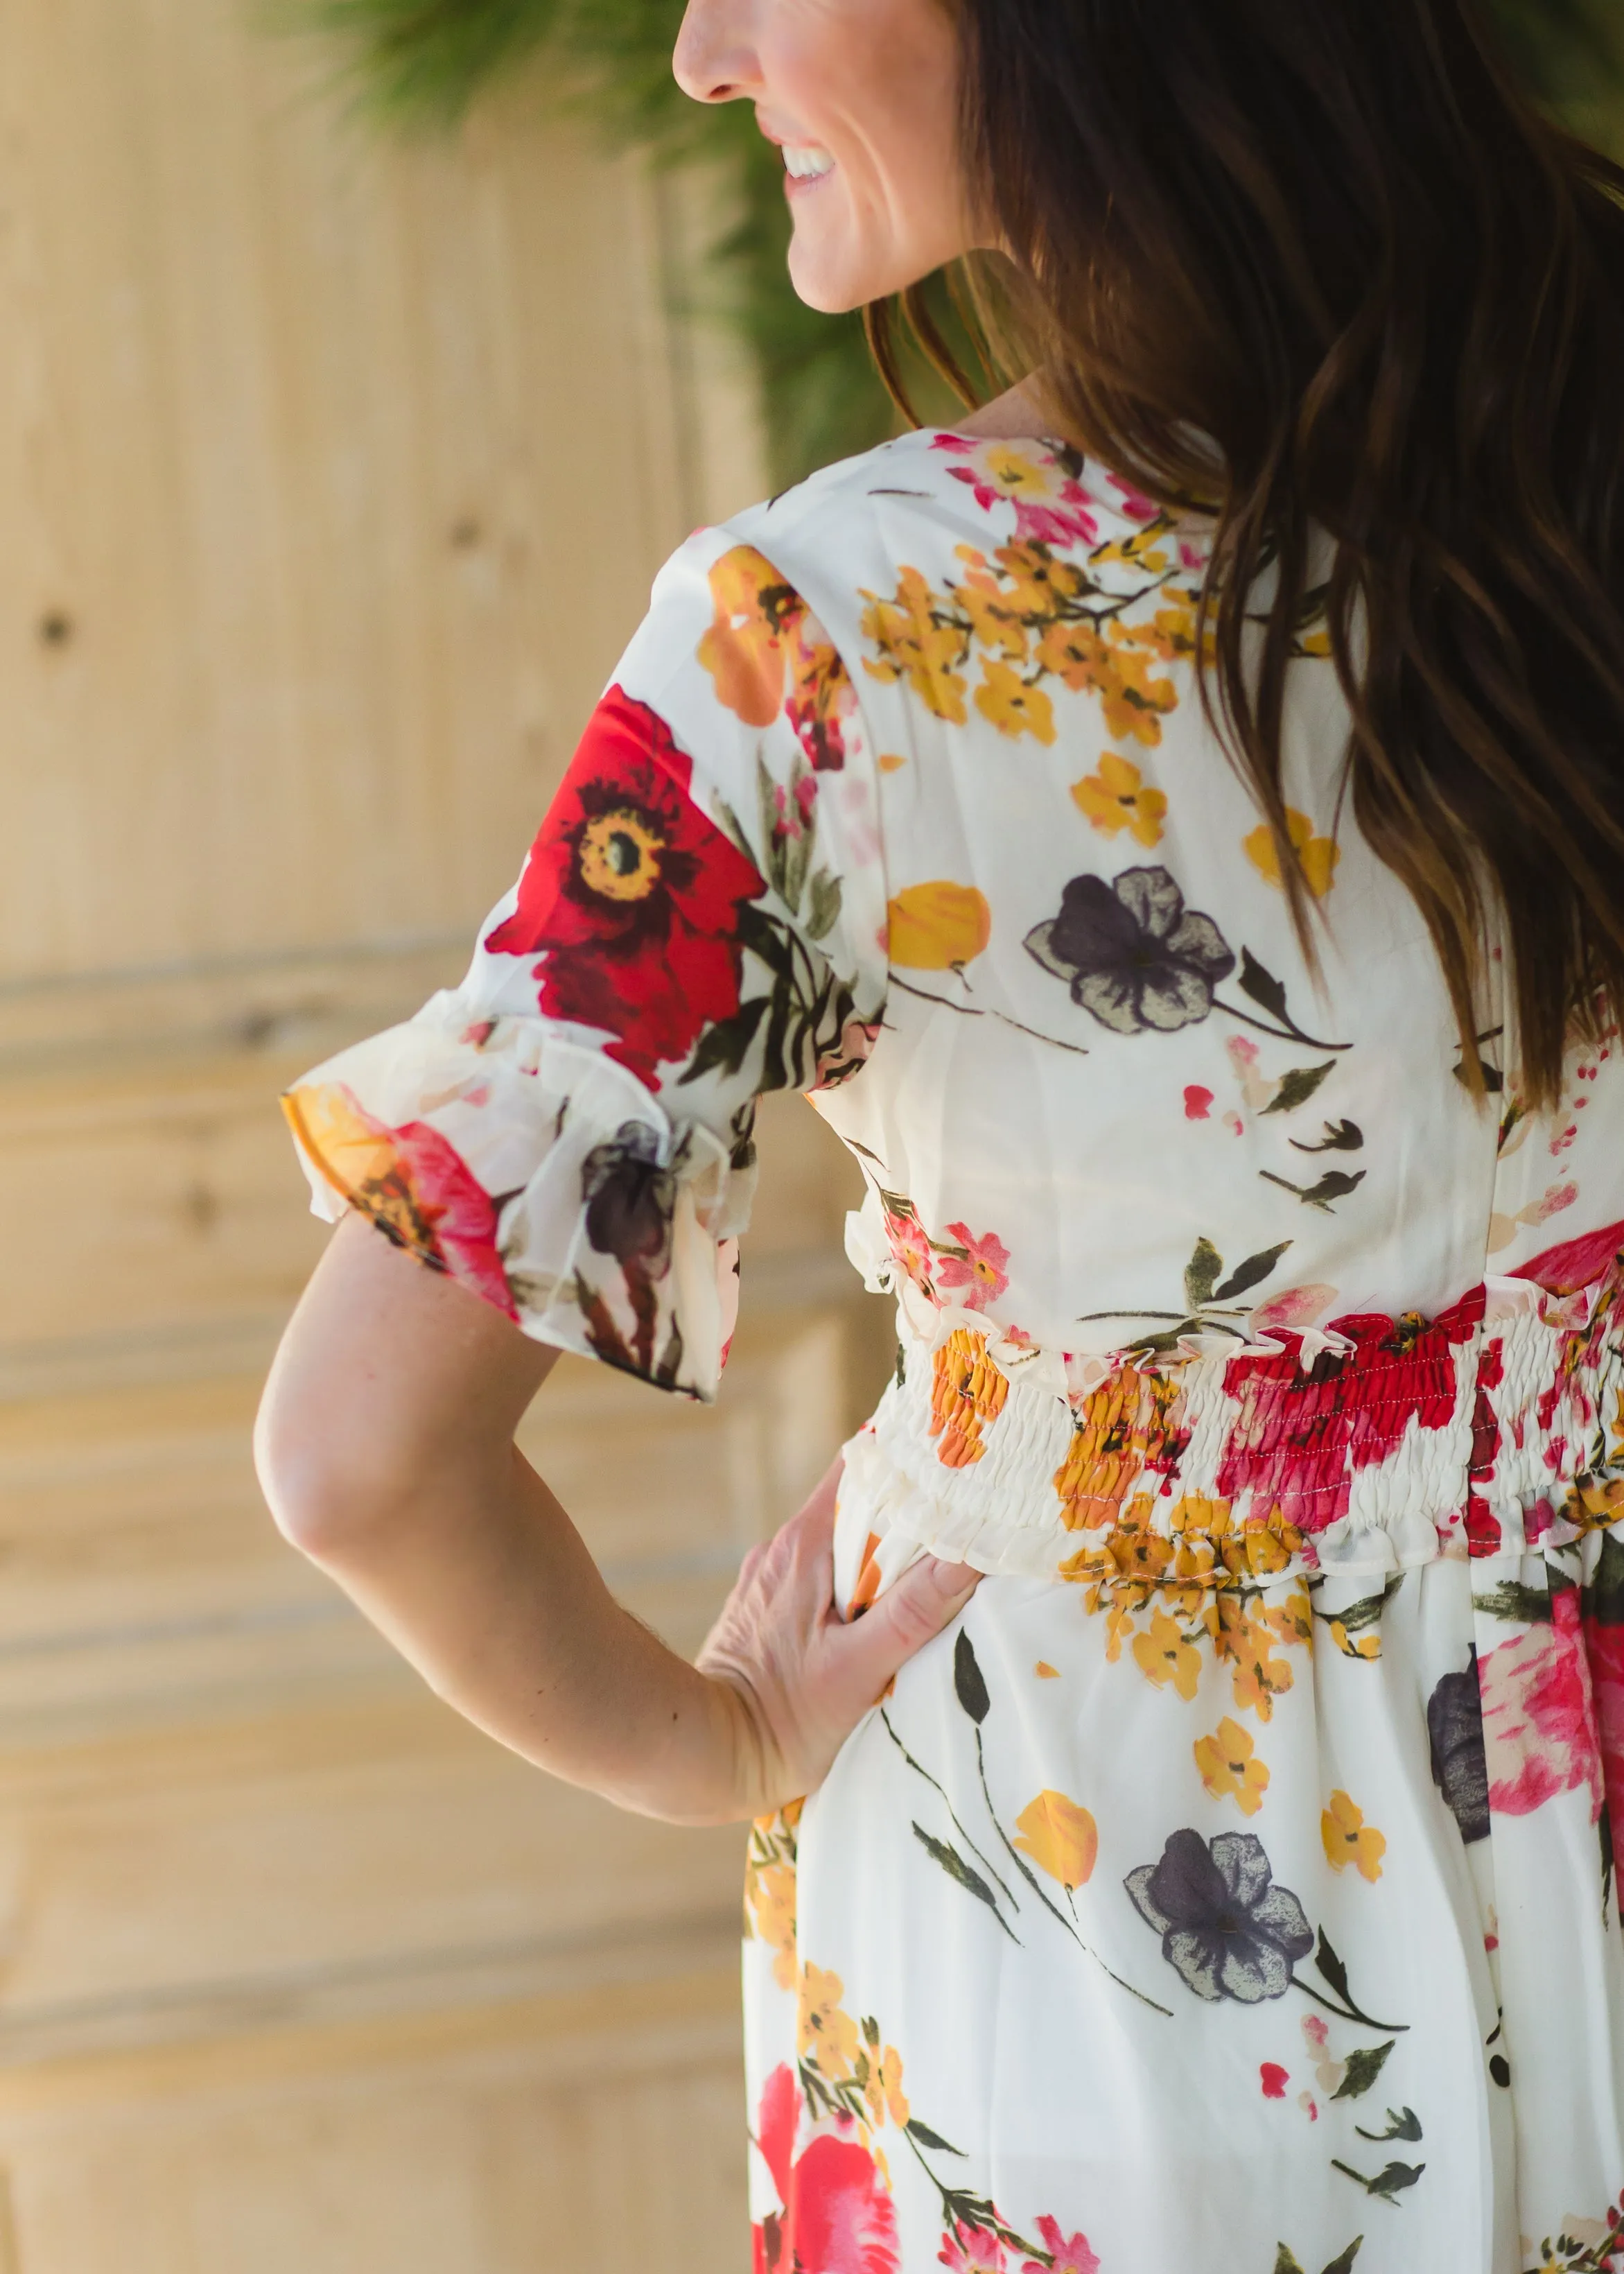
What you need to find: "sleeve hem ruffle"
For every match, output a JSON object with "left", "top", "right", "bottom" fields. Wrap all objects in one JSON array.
[{"left": 283, "top": 989, "right": 753, "bottom": 1403}]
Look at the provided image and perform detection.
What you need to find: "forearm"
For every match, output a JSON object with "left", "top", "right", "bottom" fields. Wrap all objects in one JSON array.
[{"left": 305, "top": 1445, "right": 754, "bottom": 1824}]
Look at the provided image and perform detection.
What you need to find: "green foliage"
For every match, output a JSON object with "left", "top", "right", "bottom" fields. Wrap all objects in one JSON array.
[{"left": 283, "top": 0, "right": 1623, "bottom": 489}]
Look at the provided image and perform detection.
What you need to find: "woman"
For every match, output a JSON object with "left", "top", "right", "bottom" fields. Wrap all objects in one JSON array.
[{"left": 256, "top": 0, "right": 1624, "bottom": 2266}]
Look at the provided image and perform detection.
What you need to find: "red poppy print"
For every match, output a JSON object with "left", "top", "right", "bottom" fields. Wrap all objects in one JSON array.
[
  {"left": 753, "top": 2065, "right": 899, "bottom": 2274},
  {"left": 484, "top": 686, "right": 766, "bottom": 1088},
  {"left": 283, "top": 1083, "right": 516, "bottom": 1321},
  {"left": 1480, "top": 1586, "right": 1603, "bottom": 1822},
  {"left": 1216, "top": 1288, "right": 1483, "bottom": 1536}
]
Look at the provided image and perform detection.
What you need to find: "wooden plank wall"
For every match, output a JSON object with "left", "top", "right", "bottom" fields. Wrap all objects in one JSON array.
[{"left": 0, "top": 2, "right": 886, "bottom": 2266}]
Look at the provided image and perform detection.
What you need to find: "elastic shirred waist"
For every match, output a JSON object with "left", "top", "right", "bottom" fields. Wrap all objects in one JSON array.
[{"left": 838, "top": 1269, "right": 1624, "bottom": 1588}]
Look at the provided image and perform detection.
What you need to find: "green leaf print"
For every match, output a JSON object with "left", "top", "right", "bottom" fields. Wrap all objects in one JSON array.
[
  {"left": 954, "top": 1629, "right": 992, "bottom": 1724},
  {"left": 1331, "top": 2158, "right": 1426, "bottom": 2203},
  {"left": 905, "top": 2118, "right": 966, "bottom": 2157},
  {"left": 1331, "top": 2040, "right": 1395, "bottom": 2100},
  {"left": 1306, "top": 1932, "right": 1409, "bottom": 2033},
  {"left": 1223, "top": 948, "right": 1350, "bottom": 1052},
  {"left": 1213, "top": 1242, "right": 1294, "bottom": 1303},
  {"left": 1471, "top": 1578, "right": 1554, "bottom": 1624},
  {"left": 910, "top": 1824, "right": 1020, "bottom": 1942},
  {"left": 1291, "top": 1118, "right": 1364, "bottom": 1154},
  {"left": 1355, "top": 2107, "right": 1422, "bottom": 2144},
  {"left": 1185, "top": 1237, "right": 1223, "bottom": 1312},
  {"left": 1260, "top": 1168, "right": 1368, "bottom": 1212},
  {"left": 1262, "top": 1060, "right": 1338, "bottom": 1115},
  {"left": 1273, "top": 2247, "right": 1363, "bottom": 2274},
  {"left": 804, "top": 867, "right": 843, "bottom": 941}
]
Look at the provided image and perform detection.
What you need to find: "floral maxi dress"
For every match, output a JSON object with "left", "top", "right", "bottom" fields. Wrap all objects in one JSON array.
[{"left": 283, "top": 431, "right": 1624, "bottom": 2274}]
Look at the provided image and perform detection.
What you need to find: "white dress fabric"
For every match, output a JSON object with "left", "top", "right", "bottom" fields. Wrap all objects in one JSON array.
[{"left": 285, "top": 430, "right": 1624, "bottom": 2274}]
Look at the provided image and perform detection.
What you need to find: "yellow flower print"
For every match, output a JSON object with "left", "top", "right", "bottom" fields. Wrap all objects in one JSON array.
[
  {"left": 974, "top": 657, "right": 1056, "bottom": 743},
  {"left": 1060, "top": 1499, "right": 1176, "bottom": 1612},
  {"left": 860, "top": 2036, "right": 911, "bottom": 2131},
  {"left": 975, "top": 443, "right": 1058, "bottom": 505},
  {"left": 1133, "top": 1606, "right": 1203, "bottom": 1701},
  {"left": 928, "top": 1328, "right": 1009, "bottom": 1468},
  {"left": 1013, "top": 1790, "right": 1099, "bottom": 1890},
  {"left": 1035, "top": 1660, "right": 1060, "bottom": 1680},
  {"left": 1072, "top": 752, "right": 1168, "bottom": 849},
  {"left": 797, "top": 1962, "right": 862, "bottom": 2081},
  {"left": 1194, "top": 1717, "right": 1271, "bottom": 1816},
  {"left": 1327, "top": 1618, "right": 1382, "bottom": 1663},
  {"left": 1322, "top": 1790, "right": 1387, "bottom": 1882},
  {"left": 991, "top": 539, "right": 1087, "bottom": 615},
  {"left": 1054, "top": 1371, "right": 1186, "bottom": 1533},
  {"left": 860, "top": 566, "right": 969, "bottom": 724},
  {"left": 887, "top": 880, "right": 993, "bottom": 971},
  {"left": 745, "top": 1861, "right": 798, "bottom": 1990},
  {"left": 1207, "top": 1593, "right": 1301, "bottom": 1721},
  {"left": 698, "top": 545, "right": 801, "bottom": 727},
  {"left": 1243, "top": 809, "right": 1341, "bottom": 899},
  {"left": 957, "top": 562, "right": 1031, "bottom": 663}
]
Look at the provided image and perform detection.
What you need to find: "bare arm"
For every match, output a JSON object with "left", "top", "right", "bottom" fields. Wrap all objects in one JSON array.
[{"left": 254, "top": 1214, "right": 979, "bottom": 1825}]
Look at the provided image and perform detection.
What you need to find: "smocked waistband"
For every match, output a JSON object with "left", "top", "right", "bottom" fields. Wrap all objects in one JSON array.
[{"left": 839, "top": 1271, "right": 1624, "bottom": 1588}]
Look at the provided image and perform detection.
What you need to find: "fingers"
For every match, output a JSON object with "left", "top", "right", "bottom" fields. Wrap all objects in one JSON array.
[{"left": 832, "top": 1553, "right": 981, "bottom": 1705}]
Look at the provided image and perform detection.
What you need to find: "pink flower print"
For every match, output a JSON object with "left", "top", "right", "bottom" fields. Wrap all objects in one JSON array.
[
  {"left": 1184, "top": 1084, "right": 1214, "bottom": 1120},
  {"left": 884, "top": 1207, "right": 937, "bottom": 1299},
  {"left": 1250, "top": 1285, "right": 1338, "bottom": 1336},
  {"left": 1301, "top": 2015, "right": 1329, "bottom": 2054},
  {"left": 1259, "top": 2063, "right": 1289, "bottom": 2099},
  {"left": 936, "top": 1223, "right": 1011, "bottom": 1310},
  {"left": 1022, "top": 2217, "right": 1099, "bottom": 2274},
  {"left": 771, "top": 776, "right": 817, "bottom": 843},
  {"left": 939, "top": 2221, "right": 1007, "bottom": 2274},
  {"left": 1480, "top": 1586, "right": 1603, "bottom": 1822},
  {"left": 1011, "top": 480, "right": 1099, "bottom": 551},
  {"left": 929, "top": 433, "right": 977, "bottom": 457},
  {"left": 1107, "top": 472, "right": 1159, "bottom": 523}
]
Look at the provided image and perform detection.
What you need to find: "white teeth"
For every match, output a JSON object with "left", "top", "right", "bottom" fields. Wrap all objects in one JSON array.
[{"left": 783, "top": 145, "right": 835, "bottom": 181}]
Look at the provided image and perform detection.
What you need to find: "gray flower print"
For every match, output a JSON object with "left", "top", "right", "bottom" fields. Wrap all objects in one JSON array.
[
  {"left": 1024, "top": 865, "right": 1235, "bottom": 1034},
  {"left": 1428, "top": 1653, "right": 1490, "bottom": 1844},
  {"left": 1125, "top": 1828, "right": 1313, "bottom": 2002},
  {"left": 582, "top": 1122, "right": 676, "bottom": 1273}
]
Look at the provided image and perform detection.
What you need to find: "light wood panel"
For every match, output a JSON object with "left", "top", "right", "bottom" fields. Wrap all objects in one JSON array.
[{"left": 0, "top": 0, "right": 866, "bottom": 2266}]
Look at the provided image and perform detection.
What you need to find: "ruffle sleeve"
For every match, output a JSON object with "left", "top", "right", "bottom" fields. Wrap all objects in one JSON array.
[{"left": 283, "top": 526, "right": 889, "bottom": 1401}]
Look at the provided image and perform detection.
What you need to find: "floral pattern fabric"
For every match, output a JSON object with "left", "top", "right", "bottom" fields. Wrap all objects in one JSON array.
[{"left": 286, "top": 430, "right": 1624, "bottom": 2270}]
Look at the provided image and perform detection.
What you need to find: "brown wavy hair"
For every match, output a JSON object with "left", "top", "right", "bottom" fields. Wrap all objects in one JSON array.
[{"left": 868, "top": 0, "right": 1624, "bottom": 1106}]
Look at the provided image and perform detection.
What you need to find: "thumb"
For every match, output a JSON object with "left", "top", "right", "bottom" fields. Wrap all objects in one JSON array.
[{"left": 835, "top": 1554, "right": 982, "bottom": 1703}]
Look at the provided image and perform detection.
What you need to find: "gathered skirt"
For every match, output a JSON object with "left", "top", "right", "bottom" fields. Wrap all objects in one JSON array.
[{"left": 742, "top": 1309, "right": 1624, "bottom": 2274}]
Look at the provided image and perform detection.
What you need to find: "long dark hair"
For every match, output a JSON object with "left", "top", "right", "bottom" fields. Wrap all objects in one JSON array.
[{"left": 872, "top": 0, "right": 1624, "bottom": 1107}]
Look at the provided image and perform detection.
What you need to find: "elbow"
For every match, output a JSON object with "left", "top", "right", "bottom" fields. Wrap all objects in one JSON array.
[{"left": 254, "top": 1373, "right": 412, "bottom": 1566}]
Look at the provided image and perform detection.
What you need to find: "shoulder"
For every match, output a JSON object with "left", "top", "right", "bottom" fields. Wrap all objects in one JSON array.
[{"left": 711, "top": 428, "right": 1189, "bottom": 605}]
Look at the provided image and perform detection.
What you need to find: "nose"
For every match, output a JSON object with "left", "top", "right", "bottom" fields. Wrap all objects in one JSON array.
[{"left": 672, "top": 0, "right": 760, "bottom": 103}]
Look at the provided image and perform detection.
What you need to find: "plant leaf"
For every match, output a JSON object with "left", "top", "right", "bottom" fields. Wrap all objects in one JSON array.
[
  {"left": 910, "top": 1824, "right": 1011, "bottom": 1932},
  {"left": 1291, "top": 1118, "right": 1364, "bottom": 1155},
  {"left": 1263, "top": 1060, "right": 1336, "bottom": 1115},
  {"left": 1355, "top": 2107, "right": 1421, "bottom": 2144},
  {"left": 1274, "top": 2252, "right": 1307, "bottom": 2274},
  {"left": 1320, "top": 2245, "right": 1364, "bottom": 2274},
  {"left": 1471, "top": 1579, "right": 1555, "bottom": 1625},
  {"left": 906, "top": 2119, "right": 965, "bottom": 2157},
  {"left": 805, "top": 867, "right": 843, "bottom": 941},
  {"left": 954, "top": 1629, "right": 991, "bottom": 1724},
  {"left": 1212, "top": 1240, "right": 1293, "bottom": 1303},
  {"left": 1184, "top": 1236, "right": 1223, "bottom": 1312},
  {"left": 1238, "top": 947, "right": 1292, "bottom": 1024},
  {"left": 1332, "top": 2040, "right": 1395, "bottom": 2101},
  {"left": 1314, "top": 1930, "right": 1352, "bottom": 2006},
  {"left": 676, "top": 994, "right": 770, "bottom": 1085}
]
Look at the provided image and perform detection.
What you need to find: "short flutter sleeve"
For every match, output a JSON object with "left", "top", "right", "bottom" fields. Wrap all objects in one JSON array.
[{"left": 283, "top": 531, "right": 889, "bottom": 1400}]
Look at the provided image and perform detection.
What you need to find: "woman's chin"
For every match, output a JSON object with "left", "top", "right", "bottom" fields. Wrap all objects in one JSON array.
[{"left": 785, "top": 235, "right": 875, "bottom": 318}]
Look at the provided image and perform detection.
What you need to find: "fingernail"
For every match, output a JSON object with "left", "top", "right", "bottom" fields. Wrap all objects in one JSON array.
[{"left": 927, "top": 1558, "right": 979, "bottom": 1594}]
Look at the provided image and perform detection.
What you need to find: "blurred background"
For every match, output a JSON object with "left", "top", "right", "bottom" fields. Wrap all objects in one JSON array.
[{"left": 0, "top": 3, "right": 1615, "bottom": 2268}]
